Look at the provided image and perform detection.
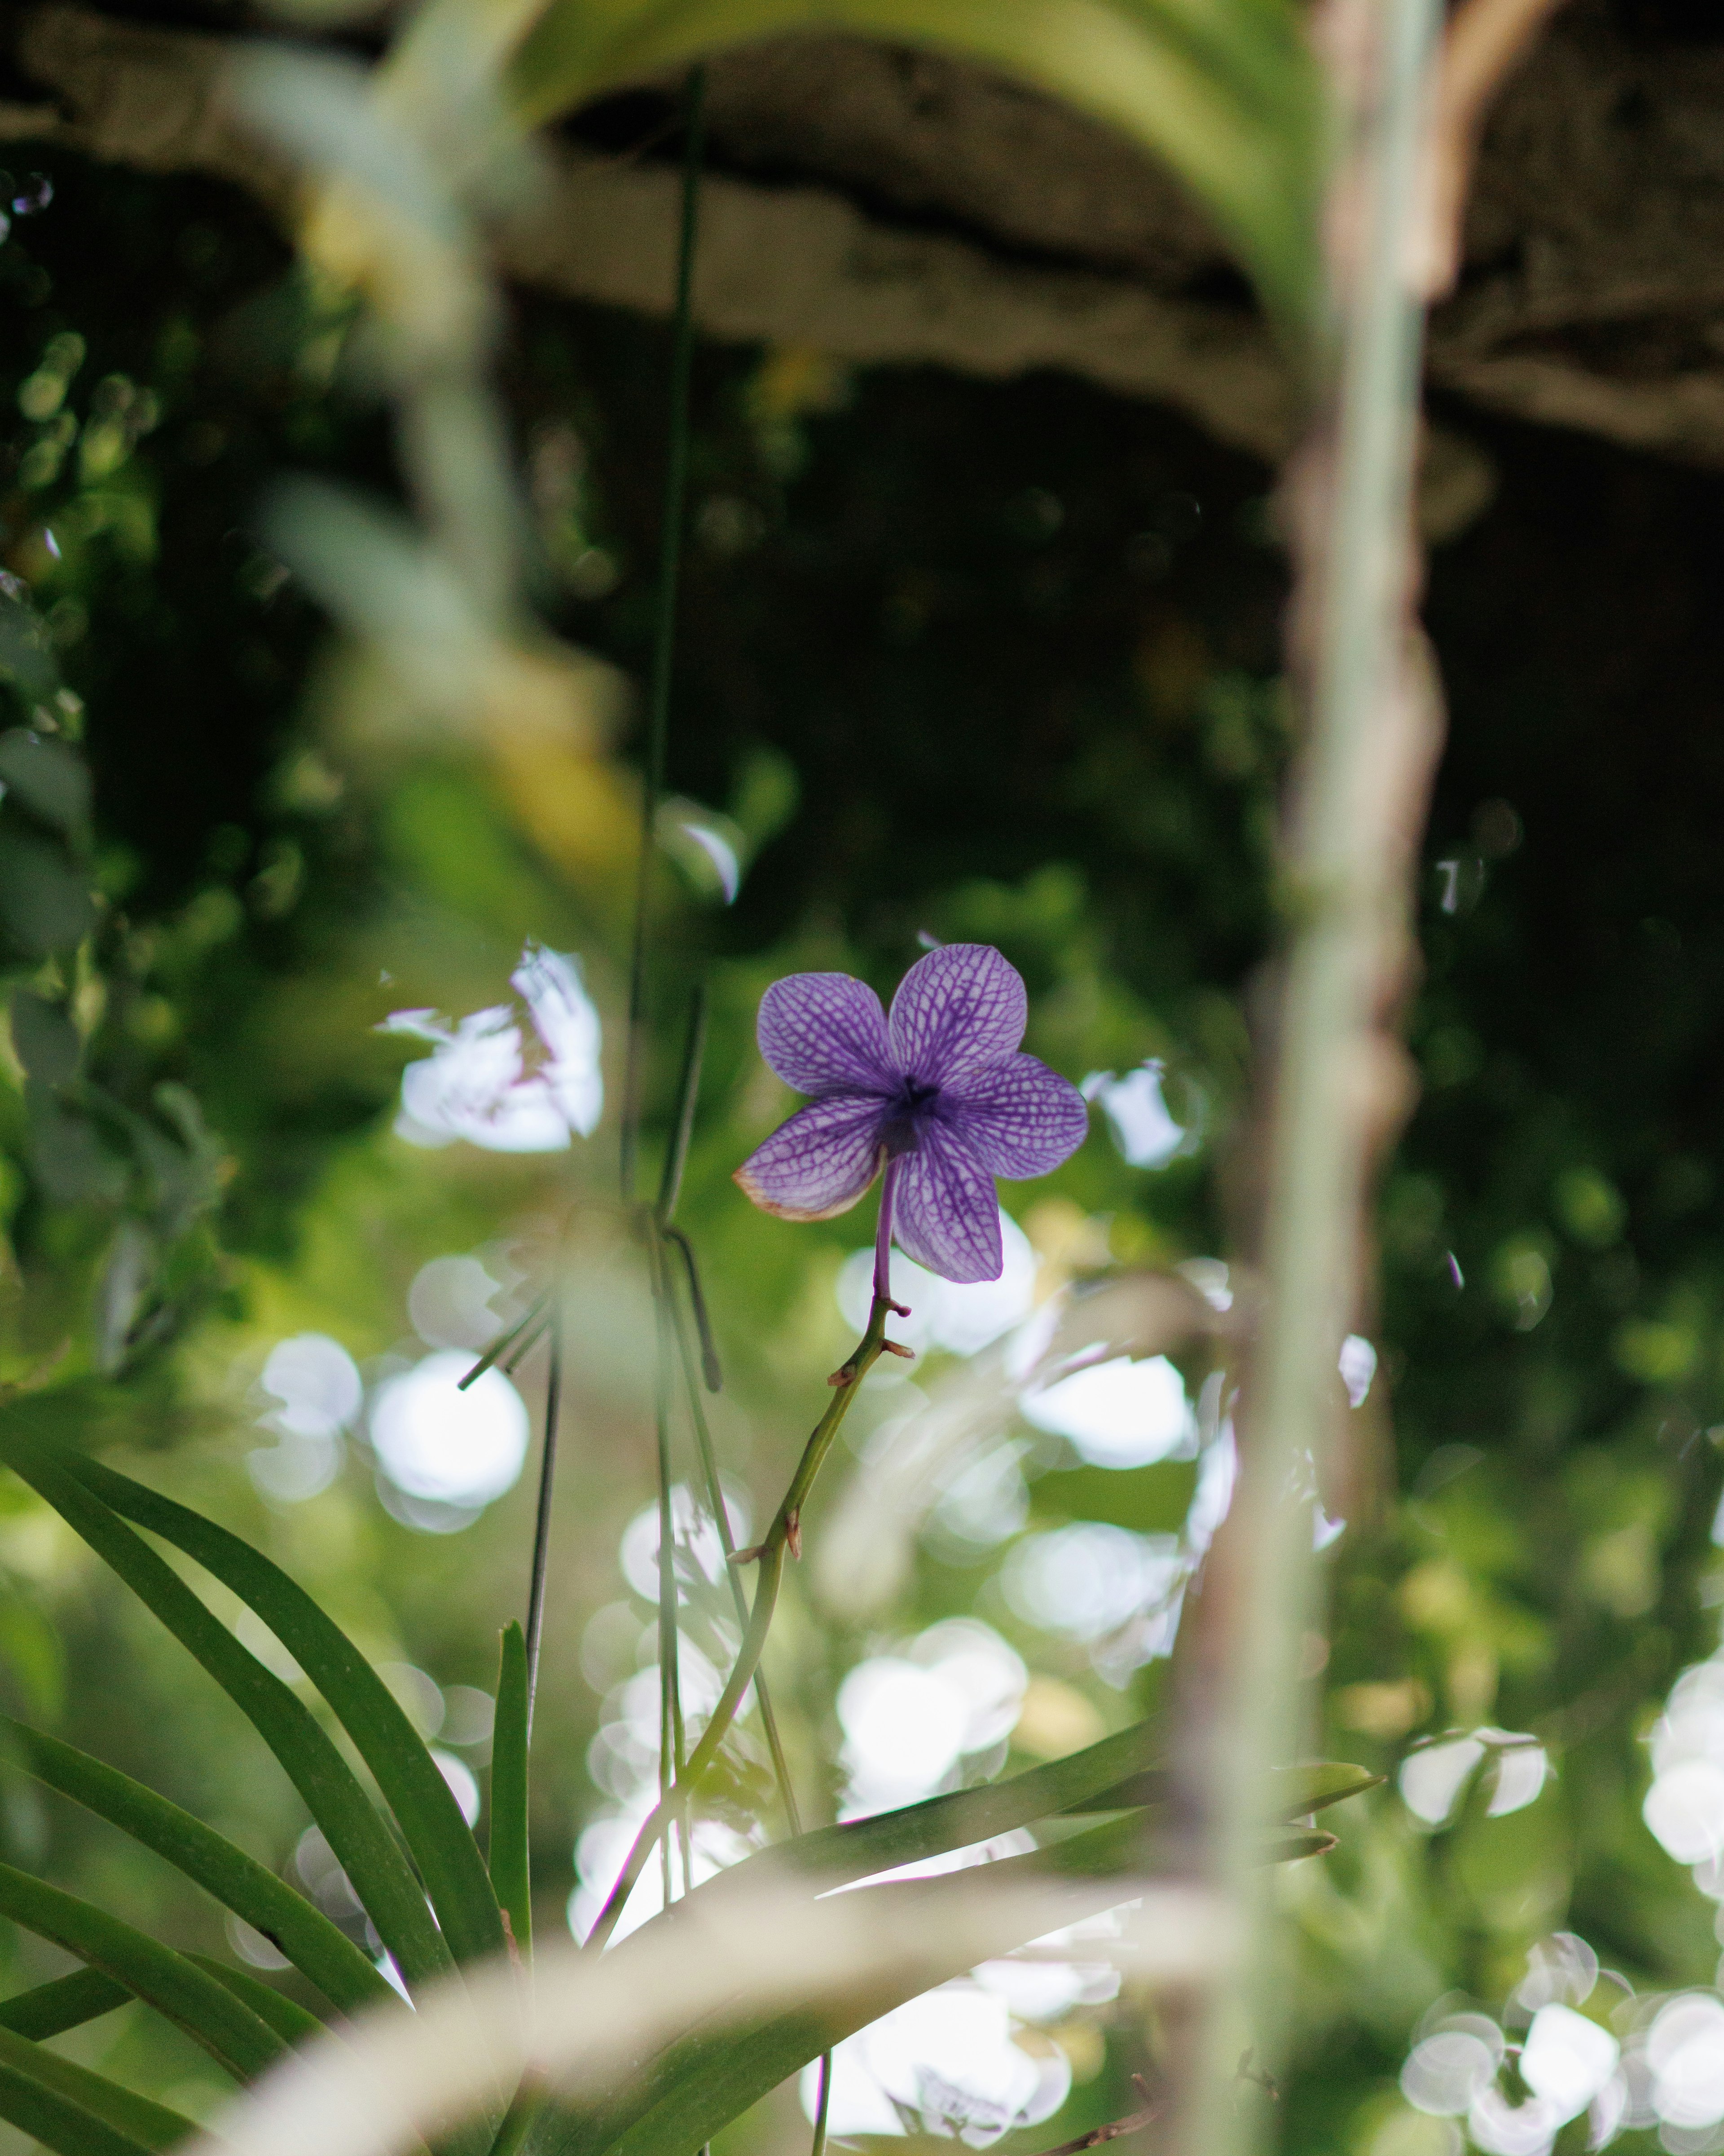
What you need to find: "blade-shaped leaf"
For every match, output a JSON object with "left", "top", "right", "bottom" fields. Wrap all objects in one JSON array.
[
  {"left": 0, "top": 2056, "right": 156, "bottom": 2156},
  {"left": 0, "top": 1967, "right": 130, "bottom": 2038},
  {"left": 0, "top": 2023, "right": 195, "bottom": 2151},
  {"left": 557, "top": 1816, "right": 1152, "bottom": 2156},
  {"left": 504, "top": 0, "right": 1323, "bottom": 333},
  {"left": 0, "top": 1442, "right": 453, "bottom": 1994},
  {"left": 489, "top": 1623, "right": 532, "bottom": 1958},
  {"left": 0, "top": 1857, "right": 285, "bottom": 2081},
  {"left": 1272, "top": 1762, "right": 1384, "bottom": 1818},
  {"left": 69, "top": 1456, "right": 505, "bottom": 1971},
  {"left": 682, "top": 1715, "right": 1162, "bottom": 1919},
  {"left": 4, "top": 1716, "right": 397, "bottom": 2019},
  {"left": 1066, "top": 1758, "right": 1380, "bottom": 1819},
  {"left": 189, "top": 1954, "right": 330, "bottom": 2047}
]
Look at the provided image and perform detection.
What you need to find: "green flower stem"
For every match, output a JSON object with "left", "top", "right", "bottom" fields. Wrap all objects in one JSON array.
[
  {"left": 664, "top": 1272, "right": 799, "bottom": 1826},
  {"left": 584, "top": 1291, "right": 900, "bottom": 1952}
]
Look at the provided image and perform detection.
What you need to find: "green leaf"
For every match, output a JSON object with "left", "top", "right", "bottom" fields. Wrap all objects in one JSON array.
[
  {"left": 503, "top": 0, "right": 1323, "bottom": 334},
  {"left": 70, "top": 1456, "right": 505, "bottom": 1971},
  {"left": 1271, "top": 1762, "right": 1383, "bottom": 1818},
  {"left": 0, "top": 1967, "right": 130, "bottom": 2039},
  {"left": 709, "top": 1714, "right": 1163, "bottom": 1902},
  {"left": 563, "top": 1817, "right": 1150, "bottom": 2156},
  {"left": 0, "top": 590, "right": 61, "bottom": 705},
  {"left": 0, "top": 2055, "right": 156, "bottom": 2156},
  {"left": 189, "top": 1953, "right": 329, "bottom": 2047},
  {"left": 0, "top": 2023, "right": 195, "bottom": 2150},
  {"left": 0, "top": 1857, "right": 285, "bottom": 2081},
  {"left": 0, "top": 731, "right": 90, "bottom": 840},
  {"left": 4, "top": 1716, "right": 397, "bottom": 2019},
  {"left": 0, "top": 1440, "right": 455, "bottom": 1995},
  {"left": 488, "top": 1622, "right": 532, "bottom": 1959}
]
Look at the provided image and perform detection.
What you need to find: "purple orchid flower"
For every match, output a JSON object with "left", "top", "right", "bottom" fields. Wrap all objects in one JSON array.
[{"left": 734, "top": 943, "right": 1088, "bottom": 1289}]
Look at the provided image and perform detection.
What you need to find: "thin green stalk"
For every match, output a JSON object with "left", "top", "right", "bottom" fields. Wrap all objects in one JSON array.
[
  {"left": 657, "top": 988, "right": 707, "bottom": 1228},
  {"left": 585, "top": 1290, "right": 900, "bottom": 1951},
  {"left": 809, "top": 2053, "right": 833, "bottom": 2156},
  {"left": 1179, "top": 0, "right": 1443, "bottom": 2151},
  {"left": 668, "top": 1245, "right": 834, "bottom": 2156},
  {"left": 619, "top": 66, "right": 706, "bottom": 1203},
  {"left": 458, "top": 1292, "right": 549, "bottom": 1391},
  {"left": 653, "top": 1244, "right": 688, "bottom": 1913},
  {"left": 523, "top": 1307, "right": 563, "bottom": 1734},
  {"left": 665, "top": 1280, "right": 798, "bottom": 1826}
]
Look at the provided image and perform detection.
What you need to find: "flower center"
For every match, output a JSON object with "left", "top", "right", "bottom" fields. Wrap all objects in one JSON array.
[{"left": 879, "top": 1078, "right": 939, "bottom": 1157}]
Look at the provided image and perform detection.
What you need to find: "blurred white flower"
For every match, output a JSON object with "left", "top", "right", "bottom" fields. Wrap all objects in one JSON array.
[
  {"left": 247, "top": 1332, "right": 361, "bottom": 1503},
  {"left": 801, "top": 1979, "right": 1071, "bottom": 2145},
  {"left": 369, "top": 1352, "right": 528, "bottom": 1508},
  {"left": 1019, "top": 1353, "right": 1194, "bottom": 1468},
  {"left": 1519, "top": 2004, "right": 1618, "bottom": 2121},
  {"left": 839, "top": 1619, "right": 1027, "bottom": 1816},
  {"left": 1082, "top": 1063, "right": 1185, "bottom": 1168},
  {"left": 1399, "top": 1730, "right": 1548, "bottom": 1827},
  {"left": 1401, "top": 2018, "right": 1504, "bottom": 2116},
  {"left": 1648, "top": 1994, "right": 1724, "bottom": 2128},
  {"left": 1003, "top": 1523, "right": 1185, "bottom": 1649},
  {"left": 383, "top": 941, "right": 602, "bottom": 1151}
]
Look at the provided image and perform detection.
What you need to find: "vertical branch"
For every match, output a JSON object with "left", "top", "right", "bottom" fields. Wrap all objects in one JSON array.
[
  {"left": 620, "top": 68, "right": 707, "bottom": 1204},
  {"left": 1176, "top": 0, "right": 1445, "bottom": 2150}
]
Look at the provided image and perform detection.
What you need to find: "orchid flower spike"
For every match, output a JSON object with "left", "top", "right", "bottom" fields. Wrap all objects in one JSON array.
[{"left": 735, "top": 943, "right": 1088, "bottom": 1286}]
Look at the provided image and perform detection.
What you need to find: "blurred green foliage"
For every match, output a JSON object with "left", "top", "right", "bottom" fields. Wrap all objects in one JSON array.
[{"left": 0, "top": 98, "right": 1715, "bottom": 2156}]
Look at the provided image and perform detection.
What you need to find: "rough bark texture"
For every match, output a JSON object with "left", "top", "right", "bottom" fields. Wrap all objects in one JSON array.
[{"left": 3, "top": 0, "right": 1723, "bottom": 491}]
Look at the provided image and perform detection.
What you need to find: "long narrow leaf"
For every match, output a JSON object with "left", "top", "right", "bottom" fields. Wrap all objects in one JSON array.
[
  {"left": 684, "top": 1715, "right": 1162, "bottom": 1918},
  {"left": 0, "top": 1967, "right": 129, "bottom": 2037},
  {"left": 0, "top": 1858, "right": 285, "bottom": 2080},
  {"left": 189, "top": 1954, "right": 329, "bottom": 2046},
  {"left": 5, "top": 1716, "right": 396, "bottom": 2019},
  {"left": 0, "top": 2056, "right": 156, "bottom": 2156},
  {"left": 557, "top": 1817, "right": 1153, "bottom": 2156},
  {"left": 70, "top": 1456, "right": 505, "bottom": 1970},
  {"left": 488, "top": 1623, "right": 531, "bottom": 1958},
  {"left": 504, "top": 0, "right": 1323, "bottom": 333},
  {"left": 0, "top": 1443, "right": 454, "bottom": 1993},
  {"left": 0, "top": 2023, "right": 195, "bottom": 2150}
]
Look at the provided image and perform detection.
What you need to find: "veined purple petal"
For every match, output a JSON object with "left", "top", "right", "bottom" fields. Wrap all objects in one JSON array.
[
  {"left": 757, "top": 972, "right": 893, "bottom": 1097},
  {"left": 893, "top": 1122, "right": 1004, "bottom": 1283},
  {"left": 888, "top": 944, "right": 1026, "bottom": 1086},
  {"left": 941, "top": 1053, "right": 1089, "bottom": 1178},
  {"left": 734, "top": 1093, "right": 885, "bottom": 1221}
]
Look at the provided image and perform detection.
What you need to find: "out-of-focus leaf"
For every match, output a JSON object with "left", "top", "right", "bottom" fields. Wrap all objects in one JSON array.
[
  {"left": 4, "top": 1717, "right": 397, "bottom": 2019},
  {"left": 488, "top": 1622, "right": 532, "bottom": 1957},
  {"left": 9, "top": 993, "right": 78, "bottom": 1087},
  {"left": 0, "top": 732, "right": 90, "bottom": 839},
  {"left": 0, "top": 1444, "right": 457, "bottom": 1995},
  {"left": 25, "top": 1094, "right": 126, "bottom": 1207},
  {"left": 0, "top": 1859, "right": 285, "bottom": 2080},
  {"left": 0, "top": 2024, "right": 193, "bottom": 2150},
  {"left": 188, "top": 1955, "right": 328, "bottom": 2047},
  {"left": 1067, "top": 1758, "right": 1379, "bottom": 1817},
  {"left": 1271, "top": 1762, "right": 1383, "bottom": 1818},
  {"left": 69, "top": 1458, "right": 507, "bottom": 1971},
  {"left": 0, "top": 591, "right": 59, "bottom": 705},
  {"left": 505, "top": 0, "right": 1323, "bottom": 334},
  {"left": 0, "top": 1969, "right": 129, "bottom": 2039},
  {"left": 0, "top": 2057, "right": 154, "bottom": 2156},
  {"left": 568, "top": 1816, "right": 1153, "bottom": 2156},
  {"left": 0, "top": 830, "right": 95, "bottom": 956}
]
